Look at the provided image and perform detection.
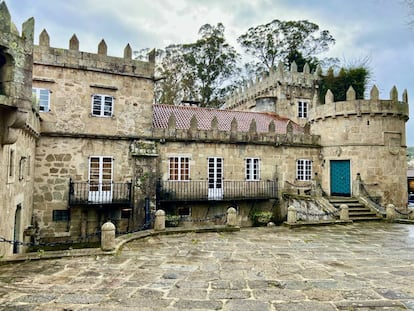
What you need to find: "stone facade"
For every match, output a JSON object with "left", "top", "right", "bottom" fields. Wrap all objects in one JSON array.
[
  {"left": 0, "top": 1, "right": 410, "bottom": 253},
  {"left": 31, "top": 29, "right": 155, "bottom": 241},
  {"left": 0, "top": 2, "right": 40, "bottom": 256}
]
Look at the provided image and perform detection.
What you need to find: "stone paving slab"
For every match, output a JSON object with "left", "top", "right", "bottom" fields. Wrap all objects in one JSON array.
[{"left": 0, "top": 222, "right": 414, "bottom": 310}]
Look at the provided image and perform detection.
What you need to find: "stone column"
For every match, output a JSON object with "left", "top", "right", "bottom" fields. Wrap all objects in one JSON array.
[
  {"left": 101, "top": 221, "right": 116, "bottom": 251},
  {"left": 339, "top": 204, "right": 349, "bottom": 221},
  {"left": 386, "top": 204, "right": 396, "bottom": 221},
  {"left": 226, "top": 207, "right": 237, "bottom": 227},
  {"left": 287, "top": 206, "right": 297, "bottom": 223},
  {"left": 154, "top": 209, "right": 166, "bottom": 231}
]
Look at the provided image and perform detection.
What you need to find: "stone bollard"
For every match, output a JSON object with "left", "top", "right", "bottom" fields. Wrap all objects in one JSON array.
[
  {"left": 339, "top": 204, "right": 349, "bottom": 221},
  {"left": 287, "top": 206, "right": 297, "bottom": 223},
  {"left": 385, "top": 204, "right": 395, "bottom": 221},
  {"left": 226, "top": 207, "right": 237, "bottom": 227},
  {"left": 154, "top": 209, "right": 166, "bottom": 231},
  {"left": 408, "top": 208, "right": 414, "bottom": 220},
  {"left": 386, "top": 204, "right": 396, "bottom": 221},
  {"left": 101, "top": 221, "right": 116, "bottom": 251}
]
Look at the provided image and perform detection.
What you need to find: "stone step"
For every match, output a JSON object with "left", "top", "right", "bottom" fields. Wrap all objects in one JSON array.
[{"left": 328, "top": 197, "right": 383, "bottom": 221}]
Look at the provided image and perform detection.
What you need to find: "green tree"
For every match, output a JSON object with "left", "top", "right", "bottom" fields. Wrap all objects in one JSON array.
[
  {"left": 237, "top": 19, "right": 335, "bottom": 74},
  {"left": 146, "top": 23, "right": 240, "bottom": 107},
  {"left": 181, "top": 23, "right": 240, "bottom": 107},
  {"left": 318, "top": 67, "right": 370, "bottom": 104}
]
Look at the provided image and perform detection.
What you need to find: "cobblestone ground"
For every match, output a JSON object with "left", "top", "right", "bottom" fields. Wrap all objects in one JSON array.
[{"left": 1, "top": 222, "right": 414, "bottom": 310}]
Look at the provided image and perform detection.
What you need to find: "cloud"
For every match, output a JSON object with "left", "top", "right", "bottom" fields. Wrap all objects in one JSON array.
[{"left": 5, "top": 0, "right": 414, "bottom": 145}]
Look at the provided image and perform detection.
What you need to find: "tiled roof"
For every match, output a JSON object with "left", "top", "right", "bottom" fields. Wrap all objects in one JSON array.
[{"left": 153, "top": 104, "right": 303, "bottom": 134}]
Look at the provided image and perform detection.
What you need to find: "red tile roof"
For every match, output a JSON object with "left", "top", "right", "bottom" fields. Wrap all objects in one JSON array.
[{"left": 153, "top": 104, "right": 303, "bottom": 134}]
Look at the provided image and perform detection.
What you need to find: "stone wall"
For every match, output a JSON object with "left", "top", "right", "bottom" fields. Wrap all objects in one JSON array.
[
  {"left": 33, "top": 136, "right": 136, "bottom": 238},
  {"left": 33, "top": 34, "right": 154, "bottom": 137},
  {"left": 0, "top": 2, "right": 39, "bottom": 256},
  {"left": 157, "top": 141, "right": 322, "bottom": 223}
]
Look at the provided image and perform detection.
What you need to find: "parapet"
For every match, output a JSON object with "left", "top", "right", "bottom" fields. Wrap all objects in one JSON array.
[
  {"left": 224, "top": 61, "right": 318, "bottom": 110},
  {"left": 33, "top": 29, "right": 155, "bottom": 79},
  {"left": 152, "top": 104, "right": 320, "bottom": 146},
  {"left": 310, "top": 85, "right": 409, "bottom": 122}
]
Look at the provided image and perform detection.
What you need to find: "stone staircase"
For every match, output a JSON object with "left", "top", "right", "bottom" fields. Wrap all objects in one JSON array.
[{"left": 328, "top": 197, "right": 383, "bottom": 221}]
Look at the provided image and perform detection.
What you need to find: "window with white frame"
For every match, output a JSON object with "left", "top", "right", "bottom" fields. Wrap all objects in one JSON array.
[
  {"left": 298, "top": 101, "right": 308, "bottom": 118},
  {"left": 169, "top": 157, "right": 190, "bottom": 181},
  {"left": 32, "top": 88, "right": 50, "bottom": 112},
  {"left": 296, "top": 159, "right": 312, "bottom": 181},
  {"left": 245, "top": 158, "right": 260, "bottom": 181},
  {"left": 91, "top": 94, "right": 114, "bottom": 117}
]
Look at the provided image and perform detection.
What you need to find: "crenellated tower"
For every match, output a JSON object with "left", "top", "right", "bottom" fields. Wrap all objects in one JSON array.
[
  {"left": 224, "top": 61, "right": 319, "bottom": 126},
  {"left": 310, "top": 85, "right": 409, "bottom": 206}
]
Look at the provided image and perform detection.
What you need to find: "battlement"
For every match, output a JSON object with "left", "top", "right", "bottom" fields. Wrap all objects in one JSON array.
[
  {"left": 151, "top": 124, "right": 320, "bottom": 147},
  {"left": 0, "top": 1, "right": 34, "bottom": 47},
  {"left": 224, "top": 61, "right": 318, "bottom": 110},
  {"left": 152, "top": 104, "right": 320, "bottom": 146},
  {"left": 33, "top": 29, "right": 155, "bottom": 79},
  {"left": 310, "top": 85, "right": 409, "bottom": 122}
]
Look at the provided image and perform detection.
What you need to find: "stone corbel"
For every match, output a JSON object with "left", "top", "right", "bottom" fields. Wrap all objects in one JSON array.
[{"left": 2, "top": 109, "right": 28, "bottom": 145}]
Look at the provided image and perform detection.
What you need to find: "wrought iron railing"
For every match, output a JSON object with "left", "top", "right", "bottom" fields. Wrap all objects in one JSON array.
[
  {"left": 69, "top": 179, "right": 133, "bottom": 207},
  {"left": 157, "top": 179, "right": 278, "bottom": 202}
]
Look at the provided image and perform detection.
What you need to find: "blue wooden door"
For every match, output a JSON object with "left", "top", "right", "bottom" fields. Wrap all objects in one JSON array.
[{"left": 330, "top": 160, "right": 351, "bottom": 196}]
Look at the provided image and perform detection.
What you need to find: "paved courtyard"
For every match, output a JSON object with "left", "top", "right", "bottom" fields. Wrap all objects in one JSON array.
[{"left": 1, "top": 222, "right": 414, "bottom": 310}]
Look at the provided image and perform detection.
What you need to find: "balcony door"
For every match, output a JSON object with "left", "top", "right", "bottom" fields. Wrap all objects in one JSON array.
[
  {"left": 208, "top": 157, "right": 223, "bottom": 200},
  {"left": 89, "top": 156, "right": 113, "bottom": 202}
]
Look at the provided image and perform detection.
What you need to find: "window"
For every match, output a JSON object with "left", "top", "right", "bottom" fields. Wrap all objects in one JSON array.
[
  {"left": 296, "top": 159, "right": 312, "bottom": 181},
  {"left": 32, "top": 88, "right": 50, "bottom": 112},
  {"left": 178, "top": 207, "right": 191, "bottom": 216},
  {"left": 298, "top": 101, "right": 308, "bottom": 118},
  {"left": 53, "top": 210, "right": 70, "bottom": 222},
  {"left": 8, "top": 148, "right": 15, "bottom": 178},
  {"left": 27, "top": 156, "right": 31, "bottom": 178},
  {"left": 245, "top": 158, "right": 260, "bottom": 181},
  {"left": 88, "top": 156, "right": 113, "bottom": 202},
  {"left": 91, "top": 94, "right": 114, "bottom": 117},
  {"left": 19, "top": 156, "right": 26, "bottom": 181},
  {"left": 169, "top": 157, "right": 190, "bottom": 181}
]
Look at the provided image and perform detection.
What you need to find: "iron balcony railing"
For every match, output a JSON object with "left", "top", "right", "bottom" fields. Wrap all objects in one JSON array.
[
  {"left": 69, "top": 179, "right": 133, "bottom": 207},
  {"left": 157, "top": 179, "right": 278, "bottom": 202}
]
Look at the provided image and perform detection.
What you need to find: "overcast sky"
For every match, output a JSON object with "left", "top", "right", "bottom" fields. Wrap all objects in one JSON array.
[{"left": 5, "top": 0, "right": 414, "bottom": 145}]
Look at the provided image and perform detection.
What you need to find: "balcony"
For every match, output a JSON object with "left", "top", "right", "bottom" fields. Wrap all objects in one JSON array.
[
  {"left": 69, "top": 180, "right": 133, "bottom": 207},
  {"left": 157, "top": 179, "right": 278, "bottom": 202}
]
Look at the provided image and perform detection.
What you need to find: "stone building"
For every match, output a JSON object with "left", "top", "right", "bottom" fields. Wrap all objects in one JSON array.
[
  {"left": 0, "top": 2, "right": 39, "bottom": 256},
  {"left": 0, "top": 1, "right": 410, "bottom": 255},
  {"left": 31, "top": 30, "right": 155, "bottom": 241}
]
